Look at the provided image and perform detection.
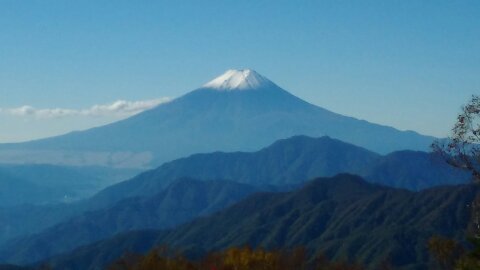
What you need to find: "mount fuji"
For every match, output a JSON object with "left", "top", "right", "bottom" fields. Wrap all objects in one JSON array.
[{"left": 0, "top": 69, "right": 434, "bottom": 168}]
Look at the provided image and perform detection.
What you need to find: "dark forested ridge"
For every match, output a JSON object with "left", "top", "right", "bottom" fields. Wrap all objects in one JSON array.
[
  {"left": 42, "top": 174, "right": 476, "bottom": 270},
  {"left": 0, "top": 265, "right": 30, "bottom": 270},
  {"left": 0, "top": 179, "right": 263, "bottom": 265}
]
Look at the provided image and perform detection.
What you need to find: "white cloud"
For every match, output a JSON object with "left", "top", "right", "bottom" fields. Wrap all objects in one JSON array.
[{"left": 0, "top": 98, "right": 171, "bottom": 119}]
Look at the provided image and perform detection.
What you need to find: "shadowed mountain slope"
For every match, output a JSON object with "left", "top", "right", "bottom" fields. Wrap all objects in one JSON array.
[
  {"left": 43, "top": 174, "right": 476, "bottom": 270},
  {"left": 0, "top": 179, "right": 262, "bottom": 265}
]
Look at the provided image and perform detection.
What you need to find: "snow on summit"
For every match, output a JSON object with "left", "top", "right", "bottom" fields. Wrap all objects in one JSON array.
[{"left": 203, "top": 69, "right": 273, "bottom": 90}]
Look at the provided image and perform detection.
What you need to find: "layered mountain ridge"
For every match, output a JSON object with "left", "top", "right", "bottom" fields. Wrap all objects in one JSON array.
[
  {"left": 42, "top": 174, "right": 477, "bottom": 270},
  {"left": 0, "top": 179, "right": 263, "bottom": 265},
  {"left": 0, "top": 135, "right": 468, "bottom": 266},
  {"left": 90, "top": 135, "right": 468, "bottom": 208}
]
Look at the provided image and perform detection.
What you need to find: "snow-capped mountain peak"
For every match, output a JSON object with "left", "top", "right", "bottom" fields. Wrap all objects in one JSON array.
[{"left": 203, "top": 69, "right": 273, "bottom": 90}]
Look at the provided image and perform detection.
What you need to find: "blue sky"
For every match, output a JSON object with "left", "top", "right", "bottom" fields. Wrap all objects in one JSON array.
[{"left": 0, "top": 0, "right": 479, "bottom": 142}]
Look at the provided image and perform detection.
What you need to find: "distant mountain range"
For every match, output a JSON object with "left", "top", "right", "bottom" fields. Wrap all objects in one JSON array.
[
  {"left": 0, "top": 69, "right": 435, "bottom": 168},
  {"left": 41, "top": 174, "right": 477, "bottom": 270},
  {"left": 0, "top": 164, "right": 139, "bottom": 206},
  {"left": 0, "top": 135, "right": 466, "bottom": 257},
  {"left": 90, "top": 135, "right": 468, "bottom": 208}
]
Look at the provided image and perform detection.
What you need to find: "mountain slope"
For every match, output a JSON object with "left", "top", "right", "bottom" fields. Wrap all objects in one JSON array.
[
  {"left": 364, "top": 150, "right": 469, "bottom": 190},
  {"left": 0, "top": 171, "right": 53, "bottom": 206},
  {"left": 0, "top": 166, "right": 139, "bottom": 243},
  {"left": 0, "top": 136, "right": 457, "bottom": 245},
  {"left": 0, "top": 136, "right": 466, "bottom": 262},
  {"left": 0, "top": 69, "right": 434, "bottom": 168},
  {"left": 89, "top": 136, "right": 467, "bottom": 208},
  {"left": 0, "top": 179, "right": 261, "bottom": 264},
  {"left": 0, "top": 164, "right": 139, "bottom": 206},
  {"left": 0, "top": 265, "right": 30, "bottom": 270},
  {"left": 44, "top": 174, "right": 477, "bottom": 270},
  {"left": 0, "top": 203, "right": 85, "bottom": 245}
]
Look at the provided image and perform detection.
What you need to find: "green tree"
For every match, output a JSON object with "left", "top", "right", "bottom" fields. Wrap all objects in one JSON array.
[
  {"left": 432, "top": 95, "right": 480, "bottom": 269},
  {"left": 433, "top": 95, "right": 480, "bottom": 236}
]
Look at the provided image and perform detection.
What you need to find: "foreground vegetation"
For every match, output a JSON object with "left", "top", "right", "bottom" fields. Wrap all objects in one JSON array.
[
  {"left": 106, "top": 240, "right": 480, "bottom": 270},
  {"left": 428, "top": 236, "right": 480, "bottom": 270},
  {"left": 107, "top": 246, "right": 369, "bottom": 270},
  {"left": 428, "top": 95, "right": 480, "bottom": 270}
]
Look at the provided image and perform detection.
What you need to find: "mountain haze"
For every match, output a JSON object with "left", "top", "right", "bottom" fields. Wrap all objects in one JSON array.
[
  {"left": 0, "top": 165, "right": 139, "bottom": 206},
  {"left": 0, "top": 69, "right": 435, "bottom": 168},
  {"left": 0, "top": 171, "right": 53, "bottom": 207}
]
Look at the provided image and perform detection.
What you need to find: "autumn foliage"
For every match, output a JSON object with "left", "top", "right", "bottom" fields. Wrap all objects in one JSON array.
[{"left": 108, "top": 246, "right": 365, "bottom": 270}]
